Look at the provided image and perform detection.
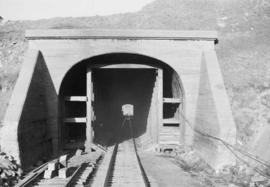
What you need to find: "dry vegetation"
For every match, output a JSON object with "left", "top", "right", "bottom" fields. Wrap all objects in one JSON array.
[{"left": 0, "top": 23, "right": 27, "bottom": 123}]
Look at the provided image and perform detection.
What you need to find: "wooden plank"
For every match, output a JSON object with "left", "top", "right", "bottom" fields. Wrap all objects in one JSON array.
[
  {"left": 100, "top": 64, "right": 157, "bottom": 69},
  {"left": 159, "top": 141, "right": 179, "bottom": 145},
  {"left": 157, "top": 69, "right": 163, "bottom": 144},
  {"left": 25, "top": 29, "right": 218, "bottom": 43},
  {"left": 64, "top": 96, "right": 87, "bottom": 102},
  {"left": 61, "top": 96, "right": 65, "bottom": 151},
  {"left": 15, "top": 158, "right": 59, "bottom": 187},
  {"left": 163, "top": 98, "right": 181, "bottom": 103},
  {"left": 159, "top": 137, "right": 180, "bottom": 141},
  {"left": 64, "top": 117, "right": 87, "bottom": 123},
  {"left": 160, "top": 128, "right": 180, "bottom": 134},
  {"left": 85, "top": 67, "right": 93, "bottom": 151},
  {"left": 160, "top": 134, "right": 180, "bottom": 137},
  {"left": 163, "top": 118, "right": 180, "bottom": 124}
]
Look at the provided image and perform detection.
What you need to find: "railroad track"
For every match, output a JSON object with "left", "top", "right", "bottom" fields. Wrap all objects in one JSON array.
[
  {"left": 107, "top": 140, "right": 150, "bottom": 187},
  {"left": 16, "top": 118, "right": 150, "bottom": 187},
  {"left": 92, "top": 120, "right": 150, "bottom": 187},
  {"left": 16, "top": 139, "right": 150, "bottom": 187},
  {"left": 15, "top": 152, "right": 102, "bottom": 187}
]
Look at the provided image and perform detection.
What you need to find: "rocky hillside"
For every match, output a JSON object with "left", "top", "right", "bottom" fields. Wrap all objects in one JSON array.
[
  {"left": 0, "top": 23, "right": 27, "bottom": 122},
  {"left": 0, "top": 0, "right": 270, "bottom": 153}
]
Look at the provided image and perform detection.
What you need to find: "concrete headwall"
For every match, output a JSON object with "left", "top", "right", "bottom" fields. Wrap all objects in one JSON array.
[{"left": 0, "top": 44, "right": 58, "bottom": 169}]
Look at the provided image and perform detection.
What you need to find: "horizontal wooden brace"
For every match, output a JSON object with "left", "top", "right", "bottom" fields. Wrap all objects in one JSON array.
[
  {"left": 64, "top": 117, "right": 87, "bottom": 123},
  {"left": 65, "top": 96, "right": 87, "bottom": 102},
  {"left": 163, "top": 118, "right": 180, "bottom": 124},
  {"left": 159, "top": 141, "right": 179, "bottom": 145},
  {"left": 163, "top": 98, "right": 181, "bottom": 103}
]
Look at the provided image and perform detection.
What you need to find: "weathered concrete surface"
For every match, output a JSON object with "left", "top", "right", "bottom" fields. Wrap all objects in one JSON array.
[
  {"left": 0, "top": 29, "right": 236, "bottom": 169},
  {"left": 194, "top": 52, "right": 236, "bottom": 169},
  {"left": 0, "top": 43, "right": 58, "bottom": 168}
]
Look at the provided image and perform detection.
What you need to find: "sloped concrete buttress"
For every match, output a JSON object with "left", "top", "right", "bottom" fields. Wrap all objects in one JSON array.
[
  {"left": 201, "top": 50, "right": 236, "bottom": 169},
  {"left": 0, "top": 43, "right": 59, "bottom": 168}
]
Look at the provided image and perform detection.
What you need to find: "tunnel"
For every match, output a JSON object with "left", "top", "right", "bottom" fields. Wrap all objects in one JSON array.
[{"left": 59, "top": 53, "right": 183, "bottom": 150}]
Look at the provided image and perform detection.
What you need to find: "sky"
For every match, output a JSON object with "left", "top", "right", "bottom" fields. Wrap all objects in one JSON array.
[{"left": 0, "top": 0, "right": 154, "bottom": 20}]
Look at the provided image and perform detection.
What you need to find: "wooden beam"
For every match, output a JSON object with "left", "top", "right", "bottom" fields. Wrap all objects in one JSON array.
[
  {"left": 85, "top": 67, "right": 93, "bottom": 151},
  {"left": 159, "top": 141, "right": 179, "bottom": 145},
  {"left": 157, "top": 69, "right": 163, "bottom": 144},
  {"left": 64, "top": 117, "right": 87, "bottom": 123},
  {"left": 163, "top": 118, "right": 180, "bottom": 124},
  {"left": 159, "top": 132, "right": 180, "bottom": 136},
  {"left": 163, "top": 98, "right": 181, "bottom": 103},
  {"left": 64, "top": 96, "right": 87, "bottom": 102},
  {"left": 100, "top": 64, "right": 157, "bottom": 69}
]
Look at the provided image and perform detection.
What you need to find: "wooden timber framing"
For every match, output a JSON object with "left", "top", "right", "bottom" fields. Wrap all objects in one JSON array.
[
  {"left": 64, "top": 117, "right": 87, "bottom": 123},
  {"left": 100, "top": 64, "right": 157, "bottom": 69},
  {"left": 85, "top": 66, "right": 93, "bottom": 151},
  {"left": 157, "top": 69, "right": 163, "bottom": 145},
  {"left": 163, "top": 118, "right": 180, "bottom": 124},
  {"left": 163, "top": 98, "right": 181, "bottom": 103},
  {"left": 64, "top": 96, "right": 87, "bottom": 102}
]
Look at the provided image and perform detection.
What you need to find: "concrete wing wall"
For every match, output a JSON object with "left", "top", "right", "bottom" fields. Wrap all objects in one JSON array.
[
  {"left": 193, "top": 51, "right": 236, "bottom": 169},
  {"left": 0, "top": 44, "right": 58, "bottom": 169}
]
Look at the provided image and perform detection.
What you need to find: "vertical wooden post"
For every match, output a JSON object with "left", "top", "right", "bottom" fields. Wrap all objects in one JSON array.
[
  {"left": 157, "top": 68, "right": 163, "bottom": 145},
  {"left": 60, "top": 96, "right": 65, "bottom": 151},
  {"left": 85, "top": 67, "right": 93, "bottom": 151}
]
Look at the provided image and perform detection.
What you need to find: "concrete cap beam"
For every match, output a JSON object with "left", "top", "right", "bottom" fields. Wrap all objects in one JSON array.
[{"left": 25, "top": 29, "right": 218, "bottom": 43}]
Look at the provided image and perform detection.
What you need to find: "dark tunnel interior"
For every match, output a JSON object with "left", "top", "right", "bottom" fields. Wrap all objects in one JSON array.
[{"left": 93, "top": 68, "right": 156, "bottom": 146}]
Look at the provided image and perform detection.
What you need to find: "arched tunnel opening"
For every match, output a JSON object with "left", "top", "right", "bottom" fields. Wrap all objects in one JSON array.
[{"left": 59, "top": 53, "right": 183, "bottom": 150}]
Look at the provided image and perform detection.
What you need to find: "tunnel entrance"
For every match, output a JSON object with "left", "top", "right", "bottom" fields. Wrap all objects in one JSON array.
[{"left": 59, "top": 53, "right": 183, "bottom": 151}]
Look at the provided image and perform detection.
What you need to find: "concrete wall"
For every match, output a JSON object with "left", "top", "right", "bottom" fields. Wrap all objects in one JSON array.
[
  {"left": 194, "top": 52, "right": 236, "bottom": 168},
  {"left": 202, "top": 51, "right": 236, "bottom": 169},
  {"left": 0, "top": 44, "right": 58, "bottom": 169}
]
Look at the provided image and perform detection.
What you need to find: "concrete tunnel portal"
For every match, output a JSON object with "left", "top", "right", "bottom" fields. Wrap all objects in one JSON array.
[
  {"left": 0, "top": 30, "right": 237, "bottom": 170},
  {"left": 59, "top": 53, "right": 184, "bottom": 150}
]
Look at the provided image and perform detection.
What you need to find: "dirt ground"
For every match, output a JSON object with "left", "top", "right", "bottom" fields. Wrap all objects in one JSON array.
[{"left": 140, "top": 151, "right": 227, "bottom": 187}]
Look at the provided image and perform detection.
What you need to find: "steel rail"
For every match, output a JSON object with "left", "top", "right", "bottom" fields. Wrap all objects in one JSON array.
[
  {"left": 15, "top": 157, "right": 89, "bottom": 187},
  {"left": 65, "top": 164, "right": 83, "bottom": 187},
  {"left": 101, "top": 120, "right": 150, "bottom": 187},
  {"left": 15, "top": 159, "right": 58, "bottom": 187}
]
